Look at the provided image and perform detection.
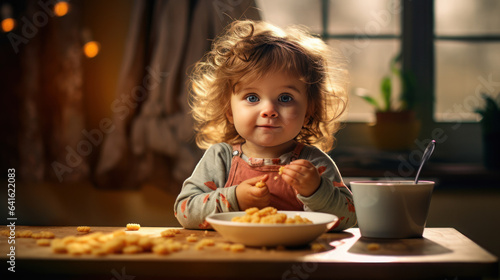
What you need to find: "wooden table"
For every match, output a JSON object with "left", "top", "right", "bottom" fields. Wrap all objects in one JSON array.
[{"left": 1, "top": 226, "right": 497, "bottom": 279}]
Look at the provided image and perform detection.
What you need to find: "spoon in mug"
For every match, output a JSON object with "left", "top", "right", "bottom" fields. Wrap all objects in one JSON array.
[{"left": 414, "top": 140, "right": 436, "bottom": 184}]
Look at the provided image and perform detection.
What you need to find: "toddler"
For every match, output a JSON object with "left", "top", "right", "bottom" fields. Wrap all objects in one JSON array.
[{"left": 174, "top": 20, "right": 356, "bottom": 230}]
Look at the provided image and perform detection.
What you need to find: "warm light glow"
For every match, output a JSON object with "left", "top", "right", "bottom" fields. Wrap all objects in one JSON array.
[
  {"left": 83, "top": 41, "right": 100, "bottom": 58},
  {"left": 54, "top": 1, "right": 70, "bottom": 17},
  {"left": 1, "top": 18, "right": 15, "bottom": 32}
]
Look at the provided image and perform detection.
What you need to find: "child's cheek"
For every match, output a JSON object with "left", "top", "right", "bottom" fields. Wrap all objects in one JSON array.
[{"left": 282, "top": 107, "right": 306, "bottom": 123}]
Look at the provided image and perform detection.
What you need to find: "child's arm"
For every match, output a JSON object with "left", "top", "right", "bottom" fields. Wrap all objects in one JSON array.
[
  {"left": 174, "top": 143, "right": 239, "bottom": 229},
  {"left": 292, "top": 147, "right": 357, "bottom": 231}
]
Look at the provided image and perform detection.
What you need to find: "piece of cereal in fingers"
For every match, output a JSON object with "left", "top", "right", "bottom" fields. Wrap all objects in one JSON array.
[
  {"left": 254, "top": 181, "right": 266, "bottom": 188},
  {"left": 278, "top": 166, "right": 285, "bottom": 175}
]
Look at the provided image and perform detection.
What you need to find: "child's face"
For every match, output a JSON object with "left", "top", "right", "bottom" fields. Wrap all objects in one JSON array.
[{"left": 226, "top": 71, "right": 309, "bottom": 156}]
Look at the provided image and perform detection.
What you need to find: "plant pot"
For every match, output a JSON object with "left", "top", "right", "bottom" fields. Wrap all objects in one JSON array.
[{"left": 369, "top": 111, "right": 421, "bottom": 151}]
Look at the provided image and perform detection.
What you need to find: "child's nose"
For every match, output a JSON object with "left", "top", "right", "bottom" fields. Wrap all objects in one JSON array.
[{"left": 260, "top": 102, "right": 278, "bottom": 118}]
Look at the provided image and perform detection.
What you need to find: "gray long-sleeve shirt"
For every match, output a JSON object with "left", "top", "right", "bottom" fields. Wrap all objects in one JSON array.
[{"left": 174, "top": 142, "right": 357, "bottom": 230}]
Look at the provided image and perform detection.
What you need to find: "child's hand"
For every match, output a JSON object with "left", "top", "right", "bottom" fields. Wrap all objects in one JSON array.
[
  {"left": 281, "top": 160, "right": 321, "bottom": 197},
  {"left": 235, "top": 174, "right": 271, "bottom": 210}
]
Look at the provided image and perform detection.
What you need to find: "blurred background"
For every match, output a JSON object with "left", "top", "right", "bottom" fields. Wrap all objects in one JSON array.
[{"left": 0, "top": 0, "right": 499, "bottom": 269}]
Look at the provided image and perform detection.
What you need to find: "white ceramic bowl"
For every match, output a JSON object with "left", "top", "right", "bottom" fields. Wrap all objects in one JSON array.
[
  {"left": 206, "top": 211, "right": 338, "bottom": 247},
  {"left": 350, "top": 180, "right": 434, "bottom": 239}
]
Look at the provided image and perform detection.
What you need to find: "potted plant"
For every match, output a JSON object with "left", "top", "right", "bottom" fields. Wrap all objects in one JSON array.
[
  {"left": 475, "top": 93, "right": 500, "bottom": 169},
  {"left": 356, "top": 54, "right": 420, "bottom": 151}
]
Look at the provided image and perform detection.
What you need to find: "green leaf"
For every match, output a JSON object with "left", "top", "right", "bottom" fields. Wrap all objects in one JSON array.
[
  {"left": 400, "top": 71, "right": 417, "bottom": 110},
  {"left": 380, "top": 76, "right": 392, "bottom": 111},
  {"left": 356, "top": 92, "right": 381, "bottom": 111},
  {"left": 390, "top": 53, "right": 402, "bottom": 77}
]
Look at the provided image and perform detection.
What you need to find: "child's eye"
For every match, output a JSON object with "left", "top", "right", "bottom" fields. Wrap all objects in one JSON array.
[
  {"left": 245, "top": 95, "right": 259, "bottom": 103},
  {"left": 278, "top": 94, "right": 293, "bottom": 103}
]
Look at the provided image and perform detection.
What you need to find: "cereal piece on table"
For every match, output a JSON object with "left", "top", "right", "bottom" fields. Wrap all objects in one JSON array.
[
  {"left": 32, "top": 231, "right": 55, "bottom": 239},
  {"left": 217, "top": 242, "right": 231, "bottom": 251},
  {"left": 67, "top": 243, "right": 91, "bottom": 255},
  {"left": 195, "top": 238, "right": 215, "bottom": 250},
  {"left": 138, "top": 237, "right": 154, "bottom": 251},
  {"left": 112, "top": 230, "right": 126, "bottom": 237},
  {"left": 194, "top": 242, "right": 205, "bottom": 250},
  {"left": 36, "top": 239, "right": 51, "bottom": 246},
  {"left": 167, "top": 241, "right": 183, "bottom": 252},
  {"left": 62, "top": 235, "right": 77, "bottom": 244},
  {"left": 151, "top": 237, "right": 165, "bottom": 246},
  {"left": 229, "top": 243, "right": 245, "bottom": 252},
  {"left": 126, "top": 223, "right": 140, "bottom": 231},
  {"left": 152, "top": 244, "right": 171, "bottom": 255},
  {"left": 51, "top": 239, "right": 67, "bottom": 253},
  {"left": 17, "top": 230, "right": 33, "bottom": 238},
  {"left": 186, "top": 234, "right": 198, "bottom": 242},
  {"left": 66, "top": 244, "right": 82, "bottom": 255},
  {"left": 77, "top": 226, "right": 91, "bottom": 233},
  {"left": 85, "top": 239, "right": 102, "bottom": 249},
  {"left": 310, "top": 243, "right": 326, "bottom": 252},
  {"left": 123, "top": 245, "right": 143, "bottom": 254},
  {"left": 42, "top": 231, "right": 55, "bottom": 239},
  {"left": 102, "top": 237, "right": 126, "bottom": 254},
  {"left": 367, "top": 243, "right": 380, "bottom": 251},
  {"left": 125, "top": 234, "right": 140, "bottom": 245},
  {"left": 160, "top": 229, "right": 177, "bottom": 238},
  {"left": 91, "top": 247, "right": 109, "bottom": 256},
  {"left": 96, "top": 234, "right": 111, "bottom": 243}
]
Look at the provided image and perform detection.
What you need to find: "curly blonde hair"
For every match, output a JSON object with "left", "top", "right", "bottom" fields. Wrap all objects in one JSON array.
[{"left": 189, "top": 20, "right": 349, "bottom": 152}]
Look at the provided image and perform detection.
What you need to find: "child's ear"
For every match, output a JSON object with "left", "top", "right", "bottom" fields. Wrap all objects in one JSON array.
[{"left": 226, "top": 109, "right": 234, "bottom": 124}]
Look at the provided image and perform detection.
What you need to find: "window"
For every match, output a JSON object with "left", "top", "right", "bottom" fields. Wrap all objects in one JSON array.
[{"left": 434, "top": 0, "right": 500, "bottom": 122}]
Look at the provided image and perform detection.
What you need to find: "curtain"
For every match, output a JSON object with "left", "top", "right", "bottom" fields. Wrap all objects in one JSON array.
[
  {"left": 94, "top": 0, "right": 260, "bottom": 193},
  {"left": 1, "top": 0, "right": 88, "bottom": 183}
]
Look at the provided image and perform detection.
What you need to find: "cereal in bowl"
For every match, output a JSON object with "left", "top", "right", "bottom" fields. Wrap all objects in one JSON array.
[{"left": 231, "top": 207, "right": 313, "bottom": 225}]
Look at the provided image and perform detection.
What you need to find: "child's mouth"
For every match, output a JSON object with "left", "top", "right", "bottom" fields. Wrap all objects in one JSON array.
[{"left": 257, "top": 125, "right": 279, "bottom": 129}]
